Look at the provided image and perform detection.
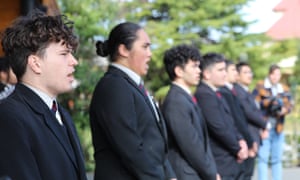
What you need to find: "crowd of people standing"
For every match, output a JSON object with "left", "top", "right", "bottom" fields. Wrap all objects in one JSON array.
[{"left": 0, "top": 10, "right": 293, "bottom": 180}]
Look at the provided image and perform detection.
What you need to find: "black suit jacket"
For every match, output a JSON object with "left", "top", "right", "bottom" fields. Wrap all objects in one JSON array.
[
  {"left": 161, "top": 84, "right": 217, "bottom": 180},
  {"left": 89, "top": 66, "right": 175, "bottom": 180},
  {"left": 0, "top": 84, "right": 87, "bottom": 180},
  {"left": 194, "top": 82, "right": 240, "bottom": 177},
  {"left": 234, "top": 84, "right": 266, "bottom": 143},
  {"left": 220, "top": 86, "right": 254, "bottom": 148}
]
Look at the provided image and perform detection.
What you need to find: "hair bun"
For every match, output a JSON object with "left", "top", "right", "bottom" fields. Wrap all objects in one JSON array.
[{"left": 96, "top": 40, "right": 109, "bottom": 57}]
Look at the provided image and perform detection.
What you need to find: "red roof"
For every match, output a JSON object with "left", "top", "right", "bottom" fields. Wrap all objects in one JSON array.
[{"left": 266, "top": 0, "right": 300, "bottom": 40}]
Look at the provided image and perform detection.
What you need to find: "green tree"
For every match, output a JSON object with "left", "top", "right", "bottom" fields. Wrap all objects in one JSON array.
[{"left": 124, "top": 0, "right": 284, "bottom": 98}]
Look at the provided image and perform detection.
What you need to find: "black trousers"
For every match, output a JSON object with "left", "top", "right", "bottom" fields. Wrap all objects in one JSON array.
[{"left": 243, "top": 157, "right": 256, "bottom": 180}]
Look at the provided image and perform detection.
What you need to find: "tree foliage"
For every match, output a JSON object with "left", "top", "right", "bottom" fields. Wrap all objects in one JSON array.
[{"left": 124, "top": 0, "right": 282, "bottom": 94}]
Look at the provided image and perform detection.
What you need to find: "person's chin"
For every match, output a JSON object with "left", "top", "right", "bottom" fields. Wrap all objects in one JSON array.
[
  {"left": 193, "top": 80, "right": 200, "bottom": 86},
  {"left": 218, "top": 82, "right": 225, "bottom": 86},
  {"left": 62, "top": 84, "right": 74, "bottom": 93},
  {"left": 141, "top": 70, "right": 148, "bottom": 76}
]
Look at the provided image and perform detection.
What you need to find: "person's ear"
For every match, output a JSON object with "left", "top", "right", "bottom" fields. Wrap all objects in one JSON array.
[
  {"left": 174, "top": 66, "right": 184, "bottom": 78},
  {"left": 118, "top": 44, "right": 129, "bottom": 58},
  {"left": 28, "top": 55, "right": 42, "bottom": 74},
  {"left": 202, "top": 69, "right": 210, "bottom": 80},
  {"left": 0, "top": 71, "right": 7, "bottom": 83}
]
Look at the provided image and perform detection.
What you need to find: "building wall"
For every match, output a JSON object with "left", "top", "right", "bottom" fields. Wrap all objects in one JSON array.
[
  {"left": 0, "top": 1, "right": 21, "bottom": 56},
  {"left": 0, "top": 0, "right": 59, "bottom": 56}
]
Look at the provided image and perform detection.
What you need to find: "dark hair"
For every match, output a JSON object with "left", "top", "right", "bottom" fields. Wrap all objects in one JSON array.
[
  {"left": 200, "top": 52, "right": 225, "bottom": 72},
  {"left": 96, "top": 22, "right": 142, "bottom": 62},
  {"left": 0, "top": 57, "right": 9, "bottom": 73},
  {"left": 236, "top": 61, "right": 250, "bottom": 73},
  {"left": 1, "top": 10, "right": 78, "bottom": 81},
  {"left": 269, "top": 64, "right": 280, "bottom": 75},
  {"left": 0, "top": 56, "right": 12, "bottom": 90},
  {"left": 224, "top": 59, "right": 235, "bottom": 69},
  {"left": 163, "top": 44, "right": 201, "bottom": 81}
]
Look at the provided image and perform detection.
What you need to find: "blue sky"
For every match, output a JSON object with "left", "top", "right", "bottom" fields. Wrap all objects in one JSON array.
[{"left": 243, "top": 0, "right": 281, "bottom": 33}]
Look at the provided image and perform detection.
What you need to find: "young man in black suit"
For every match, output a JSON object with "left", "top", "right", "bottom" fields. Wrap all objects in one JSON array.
[
  {"left": 220, "top": 60, "right": 257, "bottom": 180},
  {"left": 235, "top": 62, "right": 270, "bottom": 180},
  {"left": 0, "top": 11, "right": 87, "bottom": 180},
  {"left": 194, "top": 53, "right": 248, "bottom": 180},
  {"left": 161, "top": 45, "right": 220, "bottom": 180},
  {"left": 90, "top": 22, "right": 176, "bottom": 180},
  {"left": 220, "top": 60, "right": 253, "bottom": 153}
]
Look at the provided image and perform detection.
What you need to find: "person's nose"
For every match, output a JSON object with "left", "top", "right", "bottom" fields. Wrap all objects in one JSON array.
[
  {"left": 148, "top": 48, "right": 152, "bottom": 58},
  {"left": 70, "top": 54, "right": 78, "bottom": 66}
]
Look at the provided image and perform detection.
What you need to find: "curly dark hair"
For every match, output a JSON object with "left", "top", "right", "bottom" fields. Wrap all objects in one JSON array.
[
  {"left": 1, "top": 10, "right": 78, "bottom": 80},
  {"left": 163, "top": 44, "right": 202, "bottom": 81}
]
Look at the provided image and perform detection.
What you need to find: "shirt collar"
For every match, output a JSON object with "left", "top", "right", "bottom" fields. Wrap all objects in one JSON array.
[
  {"left": 111, "top": 63, "right": 141, "bottom": 85},
  {"left": 238, "top": 83, "right": 249, "bottom": 92},
  {"left": 264, "top": 77, "right": 284, "bottom": 94},
  {"left": 264, "top": 77, "right": 273, "bottom": 89},
  {"left": 225, "top": 82, "right": 233, "bottom": 90},
  {"left": 172, "top": 82, "right": 191, "bottom": 95},
  {"left": 22, "top": 83, "right": 56, "bottom": 110},
  {"left": 202, "top": 80, "right": 218, "bottom": 92}
]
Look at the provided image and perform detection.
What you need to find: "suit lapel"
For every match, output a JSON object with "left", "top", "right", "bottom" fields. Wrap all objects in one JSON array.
[
  {"left": 43, "top": 111, "right": 79, "bottom": 170},
  {"left": 217, "top": 91, "right": 231, "bottom": 114},
  {"left": 173, "top": 84, "right": 210, "bottom": 147},
  {"left": 192, "top": 101, "right": 209, "bottom": 144},
  {"left": 221, "top": 87, "right": 235, "bottom": 114},
  {"left": 108, "top": 66, "right": 169, "bottom": 144},
  {"left": 139, "top": 88, "right": 168, "bottom": 144},
  {"left": 153, "top": 104, "right": 168, "bottom": 143},
  {"left": 177, "top": 85, "right": 209, "bottom": 145},
  {"left": 237, "top": 84, "right": 257, "bottom": 109},
  {"left": 60, "top": 108, "right": 86, "bottom": 177}
]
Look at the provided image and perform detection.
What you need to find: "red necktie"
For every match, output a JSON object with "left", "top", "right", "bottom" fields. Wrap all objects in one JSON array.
[
  {"left": 51, "top": 100, "right": 57, "bottom": 114},
  {"left": 139, "top": 83, "right": 148, "bottom": 96},
  {"left": 231, "top": 88, "right": 237, "bottom": 96},
  {"left": 216, "top": 91, "right": 222, "bottom": 98},
  {"left": 192, "top": 96, "right": 198, "bottom": 104}
]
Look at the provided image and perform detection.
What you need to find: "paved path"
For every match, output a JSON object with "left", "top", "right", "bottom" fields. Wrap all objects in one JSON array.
[
  {"left": 252, "top": 167, "right": 300, "bottom": 180},
  {"left": 87, "top": 167, "right": 300, "bottom": 180}
]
